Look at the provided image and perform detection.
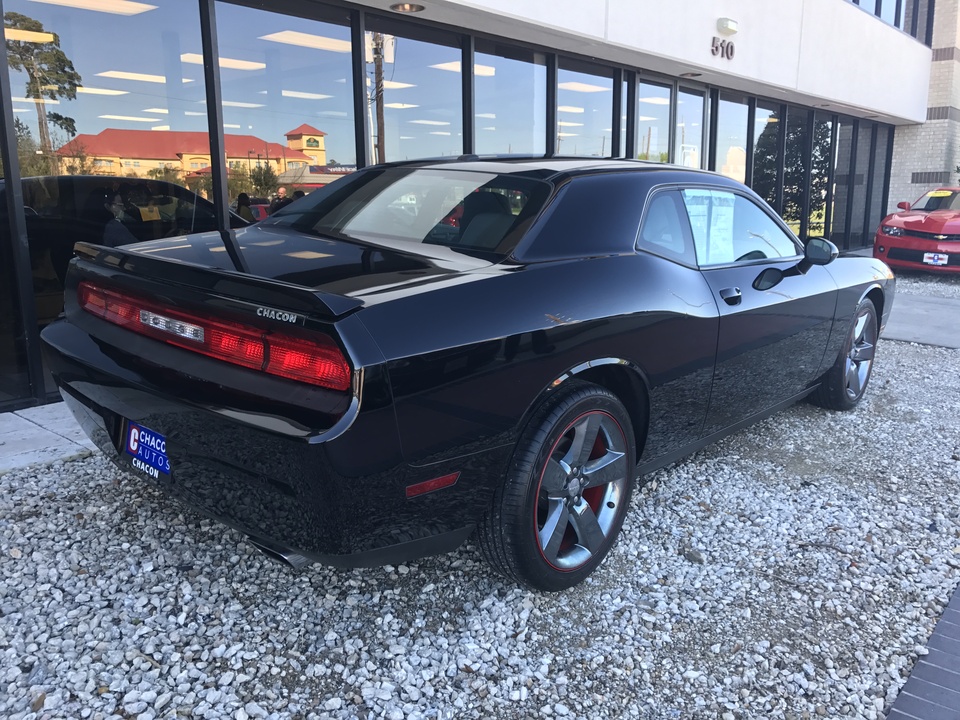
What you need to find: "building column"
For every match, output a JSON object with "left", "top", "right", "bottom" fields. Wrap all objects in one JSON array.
[{"left": 889, "top": 0, "right": 960, "bottom": 207}]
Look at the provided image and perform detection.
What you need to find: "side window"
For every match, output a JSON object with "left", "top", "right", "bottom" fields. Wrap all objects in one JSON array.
[
  {"left": 681, "top": 189, "right": 800, "bottom": 266},
  {"left": 637, "top": 190, "right": 696, "bottom": 266}
]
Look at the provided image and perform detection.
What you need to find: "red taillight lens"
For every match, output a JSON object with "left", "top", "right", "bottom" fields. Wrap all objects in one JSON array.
[{"left": 78, "top": 281, "right": 351, "bottom": 391}]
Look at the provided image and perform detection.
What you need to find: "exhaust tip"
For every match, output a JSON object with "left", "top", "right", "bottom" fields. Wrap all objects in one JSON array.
[{"left": 246, "top": 536, "right": 313, "bottom": 571}]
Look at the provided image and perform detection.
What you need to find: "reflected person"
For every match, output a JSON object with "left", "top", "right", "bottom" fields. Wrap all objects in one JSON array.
[{"left": 101, "top": 192, "right": 137, "bottom": 248}]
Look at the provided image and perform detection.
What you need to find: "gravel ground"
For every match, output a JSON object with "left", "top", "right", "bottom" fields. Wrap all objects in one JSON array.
[
  {"left": 2, "top": 345, "right": 960, "bottom": 720},
  {"left": 890, "top": 268, "right": 960, "bottom": 298}
]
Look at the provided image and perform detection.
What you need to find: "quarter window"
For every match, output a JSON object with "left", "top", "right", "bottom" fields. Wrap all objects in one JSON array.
[
  {"left": 637, "top": 191, "right": 696, "bottom": 265},
  {"left": 680, "top": 189, "right": 800, "bottom": 266}
]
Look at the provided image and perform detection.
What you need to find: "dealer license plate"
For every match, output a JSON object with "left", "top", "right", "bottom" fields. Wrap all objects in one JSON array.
[
  {"left": 923, "top": 252, "right": 949, "bottom": 266},
  {"left": 124, "top": 421, "right": 170, "bottom": 479}
]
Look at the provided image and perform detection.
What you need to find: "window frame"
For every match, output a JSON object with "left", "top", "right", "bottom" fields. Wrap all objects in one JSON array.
[
  {"left": 634, "top": 187, "right": 698, "bottom": 268},
  {"left": 677, "top": 184, "right": 804, "bottom": 269}
]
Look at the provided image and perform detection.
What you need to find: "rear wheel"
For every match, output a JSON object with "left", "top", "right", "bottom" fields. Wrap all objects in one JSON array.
[
  {"left": 813, "top": 298, "right": 878, "bottom": 411},
  {"left": 478, "top": 382, "right": 636, "bottom": 591}
]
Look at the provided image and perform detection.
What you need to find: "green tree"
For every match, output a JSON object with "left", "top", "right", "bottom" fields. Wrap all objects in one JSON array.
[
  {"left": 5, "top": 12, "right": 81, "bottom": 171},
  {"left": 13, "top": 117, "right": 50, "bottom": 177},
  {"left": 250, "top": 163, "right": 279, "bottom": 197},
  {"left": 227, "top": 164, "right": 253, "bottom": 200},
  {"left": 753, "top": 110, "right": 831, "bottom": 235},
  {"left": 147, "top": 165, "right": 183, "bottom": 184}
]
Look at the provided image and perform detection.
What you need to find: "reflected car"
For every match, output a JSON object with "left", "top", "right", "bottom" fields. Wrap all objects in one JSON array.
[
  {"left": 873, "top": 187, "right": 960, "bottom": 273},
  {"left": 41, "top": 158, "right": 895, "bottom": 591},
  {"left": 0, "top": 175, "right": 248, "bottom": 325}
]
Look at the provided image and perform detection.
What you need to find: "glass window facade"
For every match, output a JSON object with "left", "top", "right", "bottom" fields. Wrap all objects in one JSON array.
[
  {"left": 782, "top": 107, "right": 811, "bottom": 234},
  {"left": 636, "top": 81, "right": 670, "bottom": 162},
  {"left": 0, "top": 1, "right": 901, "bottom": 408},
  {"left": 215, "top": 2, "right": 355, "bottom": 201},
  {"left": 474, "top": 42, "right": 546, "bottom": 155},
  {"left": 557, "top": 60, "right": 613, "bottom": 157},
  {"left": 850, "top": 0, "right": 933, "bottom": 44},
  {"left": 752, "top": 103, "right": 781, "bottom": 210},
  {"left": 364, "top": 19, "right": 462, "bottom": 163},
  {"left": 0, "top": 145, "right": 32, "bottom": 405},
  {"left": 675, "top": 89, "right": 704, "bottom": 168},
  {"left": 714, "top": 93, "right": 748, "bottom": 183}
]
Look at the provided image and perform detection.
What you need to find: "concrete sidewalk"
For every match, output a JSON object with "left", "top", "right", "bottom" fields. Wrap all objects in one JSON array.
[
  {"left": 0, "top": 401, "right": 95, "bottom": 475},
  {"left": 882, "top": 293, "right": 960, "bottom": 349}
]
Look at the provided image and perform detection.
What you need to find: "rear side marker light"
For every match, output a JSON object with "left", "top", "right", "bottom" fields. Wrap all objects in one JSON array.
[
  {"left": 406, "top": 472, "right": 460, "bottom": 499},
  {"left": 78, "top": 281, "right": 351, "bottom": 391}
]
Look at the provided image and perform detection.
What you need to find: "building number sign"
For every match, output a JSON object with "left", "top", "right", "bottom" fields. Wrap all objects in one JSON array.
[{"left": 711, "top": 36, "right": 735, "bottom": 59}]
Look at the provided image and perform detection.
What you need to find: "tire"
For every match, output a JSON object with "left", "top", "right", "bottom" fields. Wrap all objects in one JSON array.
[
  {"left": 813, "top": 298, "right": 878, "bottom": 411},
  {"left": 477, "top": 381, "right": 636, "bottom": 591}
]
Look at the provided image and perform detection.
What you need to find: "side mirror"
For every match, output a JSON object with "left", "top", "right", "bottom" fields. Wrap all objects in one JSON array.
[
  {"left": 805, "top": 237, "right": 839, "bottom": 265},
  {"left": 897, "top": 201, "right": 911, "bottom": 211},
  {"left": 795, "top": 237, "right": 839, "bottom": 274}
]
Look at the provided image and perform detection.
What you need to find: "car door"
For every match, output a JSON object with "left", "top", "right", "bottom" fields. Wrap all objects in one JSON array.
[{"left": 680, "top": 188, "right": 838, "bottom": 436}]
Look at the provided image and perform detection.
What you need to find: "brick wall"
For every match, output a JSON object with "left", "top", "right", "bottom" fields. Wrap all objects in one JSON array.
[{"left": 889, "top": 0, "right": 960, "bottom": 211}]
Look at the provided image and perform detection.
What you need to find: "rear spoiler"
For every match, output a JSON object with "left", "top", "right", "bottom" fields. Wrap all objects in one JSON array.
[{"left": 72, "top": 242, "right": 364, "bottom": 320}]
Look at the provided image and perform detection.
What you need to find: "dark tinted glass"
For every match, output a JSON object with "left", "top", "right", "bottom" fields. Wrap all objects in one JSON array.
[
  {"left": 783, "top": 107, "right": 810, "bottom": 234},
  {"left": 752, "top": 103, "right": 780, "bottom": 209},
  {"left": 809, "top": 115, "right": 834, "bottom": 237},
  {"left": 914, "top": 190, "right": 960, "bottom": 210},
  {"left": 268, "top": 168, "right": 550, "bottom": 256},
  {"left": 0, "top": 156, "right": 32, "bottom": 405},
  {"left": 849, "top": 123, "right": 873, "bottom": 246}
]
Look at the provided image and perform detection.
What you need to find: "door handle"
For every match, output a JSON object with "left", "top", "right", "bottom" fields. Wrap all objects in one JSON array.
[{"left": 719, "top": 287, "right": 742, "bottom": 306}]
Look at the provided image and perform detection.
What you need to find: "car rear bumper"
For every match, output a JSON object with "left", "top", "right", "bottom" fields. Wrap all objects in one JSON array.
[
  {"left": 42, "top": 321, "right": 501, "bottom": 568},
  {"left": 873, "top": 233, "right": 960, "bottom": 273}
]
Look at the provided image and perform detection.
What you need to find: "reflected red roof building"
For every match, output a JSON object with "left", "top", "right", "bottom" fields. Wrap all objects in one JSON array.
[{"left": 56, "top": 128, "right": 318, "bottom": 178}]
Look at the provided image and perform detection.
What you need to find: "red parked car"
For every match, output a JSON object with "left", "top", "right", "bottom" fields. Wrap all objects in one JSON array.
[{"left": 874, "top": 187, "right": 960, "bottom": 273}]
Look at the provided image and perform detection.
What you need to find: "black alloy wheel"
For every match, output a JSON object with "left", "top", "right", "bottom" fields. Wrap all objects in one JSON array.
[
  {"left": 814, "top": 298, "right": 878, "bottom": 411},
  {"left": 478, "top": 381, "right": 636, "bottom": 591}
]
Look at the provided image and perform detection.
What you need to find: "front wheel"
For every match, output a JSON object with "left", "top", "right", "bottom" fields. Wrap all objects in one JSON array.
[
  {"left": 813, "top": 297, "right": 878, "bottom": 411},
  {"left": 478, "top": 381, "right": 636, "bottom": 591}
]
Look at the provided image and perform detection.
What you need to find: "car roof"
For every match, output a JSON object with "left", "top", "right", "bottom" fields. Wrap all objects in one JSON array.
[{"left": 376, "top": 156, "right": 720, "bottom": 182}]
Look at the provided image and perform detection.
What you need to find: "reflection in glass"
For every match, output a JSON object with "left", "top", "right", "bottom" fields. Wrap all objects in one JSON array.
[
  {"left": 879, "top": 0, "right": 898, "bottom": 25},
  {"left": 365, "top": 20, "right": 462, "bottom": 163},
  {"left": 783, "top": 107, "right": 810, "bottom": 233},
  {"left": 675, "top": 89, "right": 703, "bottom": 168},
  {"left": 5, "top": 0, "right": 212, "bottom": 388},
  {"left": 636, "top": 81, "right": 670, "bottom": 162},
  {"left": 850, "top": 122, "right": 873, "bottom": 246},
  {"left": 0, "top": 145, "right": 33, "bottom": 406},
  {"left": 557, "top": 62, "right": 613, "bottom": 156},
  {"left": 619, "top": 79, "right": 627, "bottom": 157},
  {"left": 751, "top": 103, "right": 781, "bottom": 209},
  {"left": 831, "top": 120, "right": 855, "bottom": 249},
  {"left": 867, "top": 125, "right": 890, "bottom": 237},
  {"left": 715, "top": 94, "right": 748, "bottom": 183},
  {"left": 216, "top": 3, "right": 356, "bottom": 204},
  {"left": 859, "top": 0, "right": 878, "bottom": 15},
  {"left": 475, "top": 43, "right": 545, "bottom": 155},
  {"left": 809, "top": 114, "right": 834, "bottom": 237}
]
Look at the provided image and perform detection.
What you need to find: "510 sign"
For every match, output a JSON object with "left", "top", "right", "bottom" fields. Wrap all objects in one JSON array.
[{"left": 711, "top": 36, "right": 735, "bottom": 59}]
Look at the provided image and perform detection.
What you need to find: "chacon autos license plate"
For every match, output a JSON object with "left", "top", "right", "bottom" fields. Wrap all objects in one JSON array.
[
  {"left": 124, "top": 421, "right": 171, "bottom": 479},
  {"left": 923, "top": 252, "right": 949, "bottom": 266}
]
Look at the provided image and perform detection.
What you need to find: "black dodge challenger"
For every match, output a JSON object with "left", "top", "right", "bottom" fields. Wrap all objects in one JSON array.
[{"left": 41, "top": 158, "right": 895, "bottom": 591}]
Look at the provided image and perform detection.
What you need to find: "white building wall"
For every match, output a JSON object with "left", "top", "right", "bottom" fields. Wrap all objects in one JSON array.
[{"left": 374, "top": 0, "right": 931, "bottom": 123}]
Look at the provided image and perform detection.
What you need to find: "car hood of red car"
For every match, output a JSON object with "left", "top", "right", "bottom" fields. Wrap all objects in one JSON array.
[{"left": 883, "top": 209, "right": 960, "bottom": 234}]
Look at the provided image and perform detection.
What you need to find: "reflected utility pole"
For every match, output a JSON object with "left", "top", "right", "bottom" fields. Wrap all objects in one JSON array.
[{"left": 372, "top": 32, "right": 386, "bottom": 164}]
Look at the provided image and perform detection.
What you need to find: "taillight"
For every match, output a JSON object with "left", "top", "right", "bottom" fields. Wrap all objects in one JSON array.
[{"left": 78, "top": 281, "right": 351, "bottom": 391}]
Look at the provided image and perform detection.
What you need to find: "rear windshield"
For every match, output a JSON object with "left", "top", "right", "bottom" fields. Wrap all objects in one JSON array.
[
  {"left": 913, "top": 189, "right": 960, "bottom": 211},
  {"left": 266, "top": 168, "right": 551, "bottom": 258}
]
